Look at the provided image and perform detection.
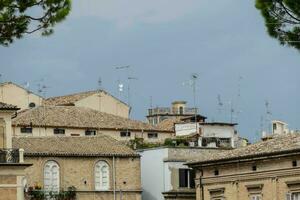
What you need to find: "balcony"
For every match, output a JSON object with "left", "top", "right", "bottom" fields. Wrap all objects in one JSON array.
[
  {"left": 0, "top": 148, "right": 24, "bottom": 163},
  {"left": 148, "top": 107, "right": 198, "bottom": 116}
]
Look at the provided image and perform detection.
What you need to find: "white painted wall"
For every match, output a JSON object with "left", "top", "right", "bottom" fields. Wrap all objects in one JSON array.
[
  {"left": 139, "top": 148, "right": 168, "bottom": 200},
  {"left": 175, "top": 123, "right": 197, "bottom": 136},
  {"left": 201, "top": 125, "right": 235, "bottom": 138}
]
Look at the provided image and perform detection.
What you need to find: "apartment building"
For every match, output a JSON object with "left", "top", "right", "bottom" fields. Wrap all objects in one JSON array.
[
  {"left": 13, "top": 136, "right": 142, "bottom": 200},
  {"left": 187, "top": 133, "right": 300, "bottom": 200},
  {"left": 44, "top": 90, "right": 130, "bottom": 118},
  {"left": 12, "top": 106, "right": 173, "bottom": 143},
  {"left": 0, "top": 82, "right": 43, "bottom": 110}
]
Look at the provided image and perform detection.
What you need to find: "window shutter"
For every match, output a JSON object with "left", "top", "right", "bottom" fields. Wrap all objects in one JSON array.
[{"left": 286, "top": 193, "right": 292, "bottom": 200}]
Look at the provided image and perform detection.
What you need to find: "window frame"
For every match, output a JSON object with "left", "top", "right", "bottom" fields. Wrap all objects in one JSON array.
[
  {"left": 44, "top": 160, "right": 60, "bottom": 193},
  {"left": 53, "top": 128, "right": 65, "bottom": 135},
  {"left": 147, "top": 132, "right": 158, "bottom": 139},
  {"left": 95, "top": 161, "right": 110, "bottom": 191},
  {"left": 120, "top": 131, "right": 131, "bottom": 137},
  {"left": 20, "top": 127, "right": 32, "bottom": 134},
  {"left": 85, "top": 129, "right": 97, "bottom": 136}
]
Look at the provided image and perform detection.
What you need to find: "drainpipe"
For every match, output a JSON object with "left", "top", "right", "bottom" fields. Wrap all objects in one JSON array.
[
  {"left": 113, "top": 156, "right": 116, "bottom": 200},
  {"left": 200, "top": 169, "right": 204, "bottom": 200}
]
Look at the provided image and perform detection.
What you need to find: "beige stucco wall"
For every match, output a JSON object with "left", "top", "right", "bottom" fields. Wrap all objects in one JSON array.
[
  {"left": 13, "top": 126, "right": 172, "bottom": 143},
  {"left": 75, "top": 93, "right": 130, "bottom": 118},
  {"left": 195, "top": 156, "right": 300, "bottom": 200},
  {"left": 23, "top": 156, "right": 141, "bottom": 200},
  {"left": 0, "top": 83, "right": 43, "bottom": 110},
  {"left": 0, "top": 111, "right": 15, "bottom": 148}
]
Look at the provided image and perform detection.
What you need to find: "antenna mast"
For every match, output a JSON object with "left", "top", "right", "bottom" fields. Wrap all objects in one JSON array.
[
  {"left": 0, "top": 74, "right": 3, "bottom": 101},
  {"left": 265, "top": 100, "right": 272, "bottom": 133},
  {"left": 98, "top": 77, "right": 102, "bottom": 112},
  {"left": 191, "top": 73, "right": 198, "bottom": 123}
]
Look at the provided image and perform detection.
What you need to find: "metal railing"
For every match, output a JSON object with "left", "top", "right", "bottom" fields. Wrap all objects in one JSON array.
[
  {"left": 0, "top": 148, "right": 20, "bottom": 163},
  {"left": 148, "top": 107, "right": 198, "bottom": 115}
]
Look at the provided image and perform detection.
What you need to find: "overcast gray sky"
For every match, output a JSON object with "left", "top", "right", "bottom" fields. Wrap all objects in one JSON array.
[{"left": 1, "top": 0, "right": 299, "bottom": 141}]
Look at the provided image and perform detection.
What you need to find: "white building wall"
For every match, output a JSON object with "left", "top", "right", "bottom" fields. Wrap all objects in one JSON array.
[
  {"left": 175, "top": 123, "right": 197, "bottom": 136},
  {"left": 201, "top": 125, "right": 235, "bottom": 138},
  {"left": 139, "top": 148, "right": 168, "bottom": 200}
]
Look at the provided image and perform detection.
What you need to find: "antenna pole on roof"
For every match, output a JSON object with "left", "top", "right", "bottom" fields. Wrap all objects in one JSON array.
[
  {"left": 98, "top": 77, "right": 102, "bottom": 112},
  {"left": 0, "top": 74, "right": 3, "bottom": 101},
  {"left": 115, "top": 65, "right": 130, "bottom": 116},
  {"left": 191, "top": 73, "right": 198, "bottom": 124}
]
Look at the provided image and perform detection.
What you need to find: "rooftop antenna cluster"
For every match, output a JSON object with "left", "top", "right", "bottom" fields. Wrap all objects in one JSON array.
[{"left": 115, "top": 65, "right": 138, "bottom": 116}]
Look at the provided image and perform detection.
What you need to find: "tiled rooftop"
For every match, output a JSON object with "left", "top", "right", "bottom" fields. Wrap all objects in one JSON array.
[{"left": 13, "top": 135, "right": 138, "bottom": 157}]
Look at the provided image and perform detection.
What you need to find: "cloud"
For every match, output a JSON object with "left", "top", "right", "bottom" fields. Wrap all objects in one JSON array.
[{"left": 71, "top": 0, "right": 202, "bottom": 27}]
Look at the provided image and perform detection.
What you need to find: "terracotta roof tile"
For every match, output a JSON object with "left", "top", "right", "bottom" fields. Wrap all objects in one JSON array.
[
  {"left": 188, "top": 133, "right": 300, "bottom": 165},
  {"left": 12, "top": 106, "right": 170, "bottom": 132},
  {"left": 44, "top": 90, "right": 128, "bottom": 107},
  {"left": 12, "top": 135, "right": 138, "bottom": 157},
  {"left": 0, "top": 102, "right": 19, "bottom": 110}
]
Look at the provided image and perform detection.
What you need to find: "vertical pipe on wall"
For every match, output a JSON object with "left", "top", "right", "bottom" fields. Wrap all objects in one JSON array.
[{"left": 113, "top": 156, "right": 116, "bottom": 200}]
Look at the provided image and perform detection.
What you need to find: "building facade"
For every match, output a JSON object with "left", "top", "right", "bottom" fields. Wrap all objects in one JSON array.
[
  {"left": 12, "top": 106, "right": 173, "bottom": 144},
  {"left": 187, "top": 133, "right": 300, "bottom": 200},
  {"left": 0, "top": 102, "right": 31, "bottom": 200},
  {"left": 138, "top": 147, "right": 223, "bottom": 200},
  {"left": 0, "top": 82, "right": 43, "bottom": 110},
  {"left": 175, "top": 122, "right": 240, "bottom": 148},
  {"left": 44, "top": 90, "right": 130, "bottom": 118},
  {"left": 13, "top": 136, "right": 142, "bottom": 200}
]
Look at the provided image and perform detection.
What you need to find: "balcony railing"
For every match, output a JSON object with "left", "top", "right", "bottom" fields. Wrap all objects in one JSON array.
[
  {"left": 148, "top": 107, "right": 198, "bottom": 115},
  {"left": 0, "top": 148, "right": 21, "bottom": 163}
]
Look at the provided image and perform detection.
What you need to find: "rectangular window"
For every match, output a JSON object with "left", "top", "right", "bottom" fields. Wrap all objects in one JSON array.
[
  {"left": 21, "top": 127, "right": 32, "bottom": 134},
  {"left": 250, "top": 194, "right": 262, "bottom": 200},
  {"left": 273, "top": 123, "right": 277, "bottom": 130},
  {"left": 53, "top": 128, "right": 65, "bottom": 134},
  {"left": 189, "top": 170, "right": 195, "bottom": 189},
  {"left": 85, "top": 130, "right": 96, "bottom": 136},
  {"left": 148, "top": 133, "right": 158, "bottom": 139},
  {"left": 120, "top": 131, "right": 131, "bottom": 137},
  {"left": 179, "top": 169, "right": 189, "bottom": 188}
]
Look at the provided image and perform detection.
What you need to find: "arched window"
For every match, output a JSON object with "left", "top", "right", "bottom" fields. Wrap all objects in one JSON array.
[
  {"left": 95, "top": 161, "right": 109, "bottom": 190},
  {"left": 44, "top": 161, "right": 60, "bottom": 192}
]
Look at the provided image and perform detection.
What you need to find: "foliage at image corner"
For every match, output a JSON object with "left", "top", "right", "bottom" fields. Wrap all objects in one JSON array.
[
  {"left": 0, "top": 0, "right": 71, "bottom": 46},
  {"left": 255, "top": 0, "right": 300, "bottom": 51}
]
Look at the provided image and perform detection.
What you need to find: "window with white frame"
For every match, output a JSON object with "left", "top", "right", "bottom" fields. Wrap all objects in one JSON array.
[
  {"left": 44, "top": 161, "right": 60, "bottom": 193},
  {"left": 95, "top": 161, "right": 110, "bottom": 190}
]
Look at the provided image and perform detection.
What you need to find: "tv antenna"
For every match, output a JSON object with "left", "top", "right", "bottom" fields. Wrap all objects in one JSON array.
[
  {"left": 265, "top": 100, "right": 272, "bottom": 133},
  {"left": 127, "top": 76, "right": 138, "bottom": 109},
  {"left": 0, "top": 74, "right": 3, "bottom": 101},
  {"left": 98, "top": 77, "right": 102, "bottom": 112}
]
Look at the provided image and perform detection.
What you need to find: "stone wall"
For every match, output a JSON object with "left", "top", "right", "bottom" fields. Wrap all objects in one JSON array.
[
  {"left": 24, "top": 156, "right": 141, "bottom": 200},
  {"left": 195, "top": 155, "right": 300, "bottom": 200}
]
